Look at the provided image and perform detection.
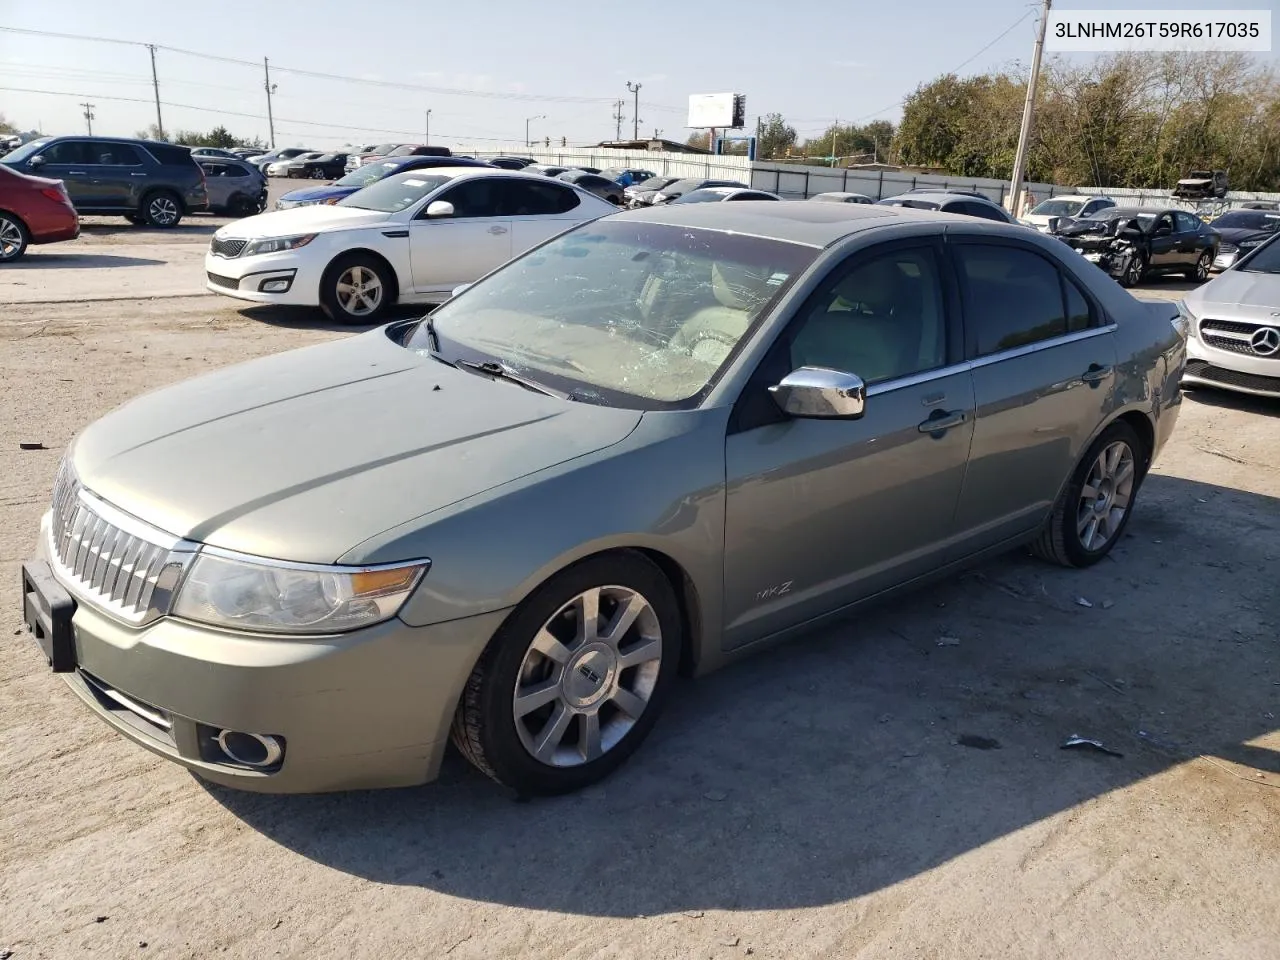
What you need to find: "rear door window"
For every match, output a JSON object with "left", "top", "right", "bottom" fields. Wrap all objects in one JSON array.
[
  {"left": 501, "top": 180, "right": 581, "bottom": 215},
  {"left": 954, "top": 244, "right": 1074, "bottom": 355},
  {"left": 93, "top": 143, "right": 144, "bottom": 165}
]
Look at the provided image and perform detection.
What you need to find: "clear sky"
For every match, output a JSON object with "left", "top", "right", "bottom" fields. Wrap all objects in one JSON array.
[{"left": 0, "top": 0, "right": 1273, "bottom": 151}]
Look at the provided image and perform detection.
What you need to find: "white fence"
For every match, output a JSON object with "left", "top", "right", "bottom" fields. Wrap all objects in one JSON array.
[{"left": 465, "top": 146, "right": 1280, "bottom": 211}]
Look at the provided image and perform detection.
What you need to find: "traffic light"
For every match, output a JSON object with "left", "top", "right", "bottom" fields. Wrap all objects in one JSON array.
[
  {"left": 561, "top": 136, "right": 567, "bottom": 147},
  {"left": 544, "top": 136, "right": 550, "bottom": 147}
]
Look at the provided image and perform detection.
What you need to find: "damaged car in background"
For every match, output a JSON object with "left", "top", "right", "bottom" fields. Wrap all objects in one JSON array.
[
  {"left": 1056, "top": 207, "right": 1219, "bottom": 287},
  {"left": 1206, "top": 208, "right": 1280, "bottom": 271}
]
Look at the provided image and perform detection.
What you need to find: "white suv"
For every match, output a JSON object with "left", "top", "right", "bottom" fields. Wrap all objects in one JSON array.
[{"left": 1021, "top": 195, "right": 1116, "bottom": 232}]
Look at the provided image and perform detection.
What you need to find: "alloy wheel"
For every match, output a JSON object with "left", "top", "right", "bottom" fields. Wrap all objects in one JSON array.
[
  {"left": 148, "top": 196, "right": 179, "bottom": 226},
  {"left": 1125, "top": 254, "right": 1144, "bottom": 286},
  {"left": 512, "top": 585, "right": 663, "bottom": 767},
  {"left": 1195, "top": 251, "right": 1211, "bottom": 281},
  {"left": 0, "top": 216, "right": 23, "bottom": 261},
  {"left": 1076, "top": 440, "right": 1135, "bottom": 551},
  {"left": 335, "top": 265, "right": 383, "bottom": 316}
]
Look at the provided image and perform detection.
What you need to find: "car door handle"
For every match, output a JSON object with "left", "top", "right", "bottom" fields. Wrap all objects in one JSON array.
[
  {"left": 488, "top": 225, "right": 508, "bottom": 235},
  {"left": 1081, "top": 363, "right": 1113, "bottom": 384},
  {"left": 130, "top": 172, "right": 148, "bottom": 177},
  {"left": 918, "top": 409, "right": 967, "bottom": 434},
  {"left": 67, "top": 170, "right": 87, "bottom": 175}
]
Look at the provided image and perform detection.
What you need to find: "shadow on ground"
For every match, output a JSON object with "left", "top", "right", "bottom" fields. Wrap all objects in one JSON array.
[
  {"left": 1184, "top": 384, "right": 1280, "bottom": 417},
  {"left": 237, "top": 304, "right": 427, "bottom": 333},
  {"left": 9, "top": 252, "right": 166, "bottom": 269},
  {"left": 78, "top": 221, "right": 222, "bottom": 239},
  {"left": 208, "top": 473, "right": 1280, "bottom": 916}
]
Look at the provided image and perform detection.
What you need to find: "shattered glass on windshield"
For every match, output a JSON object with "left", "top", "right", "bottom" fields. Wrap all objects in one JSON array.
[{"left": 412, "top": 221, "right": 818, "bottom": 407}]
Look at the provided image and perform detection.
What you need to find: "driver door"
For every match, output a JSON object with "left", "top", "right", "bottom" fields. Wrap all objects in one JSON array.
[
  {"left": 721, "top": 241, "right": 975, "bottom": 649},
  {"left": 1148, "top": 212, "right": 1179, "bottom": 268},
  {"left": 409, "top": 177, "right": 513, "bottom": 296}
]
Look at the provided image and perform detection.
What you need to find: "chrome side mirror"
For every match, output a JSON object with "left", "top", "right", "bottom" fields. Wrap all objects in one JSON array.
[
  {"left": 769, "top": 366, "right": 866, "bottom": 419},
  {"left": 27, "top": 155, "right": 45, "bottom": 169},
  {"left": 425, "top": 200, "right": 455, "bottom": 218}
]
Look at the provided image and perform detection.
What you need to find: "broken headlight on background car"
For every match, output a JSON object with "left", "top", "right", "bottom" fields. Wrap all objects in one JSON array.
[
  {"left": 171, "top": 549, "right": 428, "bottom": 634},
  {"left": 241, "top": 234, "right": 316, "bottom": 257},
  {"left": 1173, "top": 300, "right": 1195, "bottom": 340}
]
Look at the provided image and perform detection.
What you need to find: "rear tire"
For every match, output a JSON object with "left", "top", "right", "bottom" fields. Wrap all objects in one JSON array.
[
  {"left": 1032, "top": 420, "right": 1145, "bottom": 568},
  {"left": 0, "top": 211, "right": 29, "bottom": 263},
  {"left": 141, "top": 191, "right": 183, "bottom": 228},
  {"left": 319, "top": 253, "right": 394, "bottom": 325},
  {"left": 450, "top": 551, "right": 681, "bottom": 795}
]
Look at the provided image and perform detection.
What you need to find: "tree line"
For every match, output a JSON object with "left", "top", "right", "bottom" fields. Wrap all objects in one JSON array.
[{"left": 690, "top": 53, "right": 1278, "bottom": 192}]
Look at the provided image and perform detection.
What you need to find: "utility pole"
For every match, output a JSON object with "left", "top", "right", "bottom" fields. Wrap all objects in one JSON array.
[
  {"left": 626, "top": 81, "right": 641, "bottom": 140},
  {"left": 1009, "top": 0, "right": 1052, "bottom": 217},
  {"left": 830, "top": 119, "right": 838, "bottom": 168},
  {"left": 424, "top": 109, "right": 432, "bottom": 145},
  {"left": 263, "top": 57, "right": 277, "bottom": 148},
  {"left": 80, "top": 102, "right": 95, "bottom": 136},
  {"left": 146, "top": 45, "right": 164, "bottom": 140},
  {"left": 612, "top": 99, "right": 625, "bottom": 141},
  {"left": 755, "top": 115, "right": 763, "bottom": 158}
]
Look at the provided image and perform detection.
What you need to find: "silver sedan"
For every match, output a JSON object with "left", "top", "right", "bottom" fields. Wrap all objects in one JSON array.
[
  {"left": 1183, "top": 233, "right": 1280, "bottom": 398},
  {"left": 21, "top": 202, "right": 1187, "bottom": 796}
]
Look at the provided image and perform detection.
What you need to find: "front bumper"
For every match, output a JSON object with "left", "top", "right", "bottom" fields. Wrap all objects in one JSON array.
[
  {"left": 25, "top": 514, "right": 507, "bottom": 792},
  {"left": 1185, "top": 333, "right": 1280, "bottom": 398},
  {"left": 1212, "top": 250, "right": 1237, "bottom": 271},
  {"left": 204, "top": 249, "right": 319, "bottom": 305}
]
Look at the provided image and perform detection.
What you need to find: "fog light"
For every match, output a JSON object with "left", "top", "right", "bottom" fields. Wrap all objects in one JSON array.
[
  {"left": 214, "top": 729, "right": 285, "bottom": 768},
  {"left": 259, "top": 278, "right": 290, "bottom": 293}
]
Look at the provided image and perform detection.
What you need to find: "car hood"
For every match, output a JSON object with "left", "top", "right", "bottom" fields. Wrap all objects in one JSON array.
[
  {"left": 70, "top": 327, "right": 643, "bottom": 564},
  {"left": 212, "top": 204, "right": 393, "bottom": 239},
  {"left": 1214, "top": 227, "right": 1273, "bottom": 246},
  {"left": 278, "top": 184, "right": 359, "bottom": 204},
  {"left": 1186, "top": 269, "right": 1280, "bottom": 312}
]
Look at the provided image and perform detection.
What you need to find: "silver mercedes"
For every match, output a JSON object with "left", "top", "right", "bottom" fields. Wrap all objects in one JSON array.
[{"left": 1183, "top": 232, "right": 1280, "bottom": 398}]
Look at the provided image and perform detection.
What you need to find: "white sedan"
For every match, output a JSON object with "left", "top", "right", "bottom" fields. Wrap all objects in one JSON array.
[{"left": 204, "top": 168, "right": 616, "bottom": 323}]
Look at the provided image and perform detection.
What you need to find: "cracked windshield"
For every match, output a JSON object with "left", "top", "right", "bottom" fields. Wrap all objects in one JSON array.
[{"left": 410, "top": 220, "right": 817, "bottom": 405}]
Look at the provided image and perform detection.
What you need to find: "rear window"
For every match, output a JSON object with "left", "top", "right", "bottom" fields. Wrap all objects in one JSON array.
[{"left": 145, "top": 142, "right": 197, "bottom": 166}]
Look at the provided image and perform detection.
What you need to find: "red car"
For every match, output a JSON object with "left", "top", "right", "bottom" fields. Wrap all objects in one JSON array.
[{"left": 0, "top": 164, "right": 80, "bottom": 263}]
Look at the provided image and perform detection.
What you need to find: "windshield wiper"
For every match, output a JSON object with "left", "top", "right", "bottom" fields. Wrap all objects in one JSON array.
[{"left": 454, "top": 358, "right": 571, "bottom": 400}]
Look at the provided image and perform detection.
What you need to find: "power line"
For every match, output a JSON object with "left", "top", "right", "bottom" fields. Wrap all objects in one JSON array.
[
  {"left": 0, "top": 87, "right": 540, "bottom": 142},
  {"left": 0, "top": 25, "right": 684, "bottom": 112}
]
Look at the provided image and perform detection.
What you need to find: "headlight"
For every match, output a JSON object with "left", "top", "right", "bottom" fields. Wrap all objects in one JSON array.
[
  {"left": 172, "top": 549, "right": 429, "bottom": 635},
  {"left": 242, "top": 234, "right": 316, "bottom": 256},
  {"left": 1175, "top": 299, "right": 1196, "bottom": 340}
]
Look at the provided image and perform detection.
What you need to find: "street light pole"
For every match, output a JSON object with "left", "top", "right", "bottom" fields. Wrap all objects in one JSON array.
[
  {"left": 525, "top": 114, "right": 545, "bottom": 147},
  {"left": 425, "top": 109, "right": 432, "bottom": 146},
  {"left": 1009, "top": 0, "right": 1052, "bottom": 217},
  {"left": 626, "top": 81, "right": 642, "bottom": 140}
]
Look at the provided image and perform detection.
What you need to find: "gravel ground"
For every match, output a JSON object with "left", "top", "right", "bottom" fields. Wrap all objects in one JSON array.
[{"left": 2, "top": 197, "right": 1279, "bottom": 960}]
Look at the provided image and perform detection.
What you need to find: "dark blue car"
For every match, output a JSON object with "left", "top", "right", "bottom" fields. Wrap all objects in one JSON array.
[{"left": 274, "top": 154, "right": 492, "bottom": 209}]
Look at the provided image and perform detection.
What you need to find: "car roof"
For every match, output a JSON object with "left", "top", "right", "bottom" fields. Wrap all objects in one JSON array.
[
  {"left": 382, "top": 167, "right": 575, "bottom": 183},
  {"left": 887, "top": 191, "right": 999, "bottom": 205},
  {"left": 616, "top": 199, "right": 967, "bottom": 246},
  {"left": 1041, "top": 194, "right": 1108, "bottom": 202}
]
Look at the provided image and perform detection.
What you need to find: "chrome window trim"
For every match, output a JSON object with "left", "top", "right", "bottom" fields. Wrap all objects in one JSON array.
[{"left": 865, "top": 324, "right": 1117, "bottom": 398}]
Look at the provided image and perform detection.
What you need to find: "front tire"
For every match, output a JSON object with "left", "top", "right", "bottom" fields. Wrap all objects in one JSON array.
[
  {"left": 1118, "top": 251, "right": 1146, "bottom": 287},
  {"left": 451, "top": 552, "right": 681, "bottom": 795},
  {"left": 142, "top": 191, "right": 183, "bottom": 228},
  {"left": 1187, "top": 250, "right": 1211, "bottom": 282},
  {"left": 319, "top": 253, "right": 394, "bottom": 325},
  {"left": 1032, "top": 420, "right": 1145, "bottom": 568},
  {"left": 0, "top": 211, "right": 29, "bottom": 263}
]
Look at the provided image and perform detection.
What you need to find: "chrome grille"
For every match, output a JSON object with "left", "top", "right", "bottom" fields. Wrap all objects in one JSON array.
[
  {"left": 1200, "top": 318, "right": 1280, "bottom": 359},
  {"left": 48, "top": 462, "right": 195, "bottom": 624},
  {"left": 210, "top": 236, "right": 247, "bottom": 258}
]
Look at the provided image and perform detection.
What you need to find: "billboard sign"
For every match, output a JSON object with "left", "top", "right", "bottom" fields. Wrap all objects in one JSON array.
[{"left": 687, "top": 93, "right": 746, "bottom": 128}]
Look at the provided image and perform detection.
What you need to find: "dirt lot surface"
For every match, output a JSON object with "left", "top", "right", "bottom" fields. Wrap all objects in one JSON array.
[{"left": 2, "top": 200, "right": 1279, "bottom": 960}]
